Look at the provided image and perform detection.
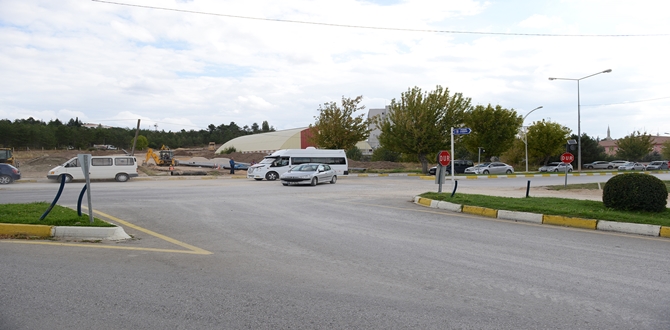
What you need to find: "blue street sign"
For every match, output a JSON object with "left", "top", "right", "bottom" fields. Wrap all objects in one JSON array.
[{"left": 453, "top": 128, "right": 472, "bottom": 135}]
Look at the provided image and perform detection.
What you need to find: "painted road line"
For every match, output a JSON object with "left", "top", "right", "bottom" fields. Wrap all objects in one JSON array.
[{"left": 91, "top": 209, "right": 212, "bottom": 255}]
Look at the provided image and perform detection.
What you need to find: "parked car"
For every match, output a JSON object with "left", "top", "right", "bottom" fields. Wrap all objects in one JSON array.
[
  {"left": 539, "top": 162, "right": 573, "bottom": 172},
  {"left": 429, "top": 160, "right": 474, "bottom": 175},
  {"left": 617, "top": 162, "right": 645, "bottom": 171},
  {"left": 583, "top": 161, "right": 614, "bottom": 169},
  {"left": 279, "top": 163, "right": 337, "bottom": 186},
  {"left": 467, "top": 162, "right": 514, "bottom": 175},
  {"left": 464, "top": 163, "right": 490, "bottom": 174},
  {"left": 0, "top": 163, "right": 21, "bottom": 184},
  {"left": 645, "top": 160, "right": 669, "bottom": 170},
  {"left": 610, "top": 160, "right": 628, "bottom": 167}
]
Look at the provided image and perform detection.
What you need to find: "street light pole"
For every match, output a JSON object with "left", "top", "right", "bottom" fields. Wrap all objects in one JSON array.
[
  {"left": 549, "top": 69, "right": 611, "bottom": 172},
  {"left": 522, "top": 106, "right": 543, "bottom": 173}
]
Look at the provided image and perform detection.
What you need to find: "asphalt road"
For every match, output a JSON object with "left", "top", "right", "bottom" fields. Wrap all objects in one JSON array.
[{"left": 1, "top": 175, "right": 669, "bottom": 329}]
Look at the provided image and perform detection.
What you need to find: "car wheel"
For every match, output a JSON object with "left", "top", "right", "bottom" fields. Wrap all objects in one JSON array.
[
  {"left": 310, "top": 177, "right": 317, "bottom": 186},
  {"left": 330, "top": 175, "right": 337, "bottom": 184},
  {"left": 483, "top": 170, "right": 489, "bottom": 175},
  {"left": 506, "top": 169, "right": 513, "bottom": 174},
  {"left": 568, "top": 169, "right": 573, "bottom": 172},
  {"left": 265, "top": 171, "right": 279, "bottom": 181},
  {"left": 115, "top": 173, "right": 129, "bottom": 182},
  {"left": 607, "top": 166, "right": 613, "bottom": 169},
  {"left": 587, "top": 166, "right": 593, "bottom": 169},
  {"left": 282, "top": 182, "right": 288, "bottom": 186},
  {"left": 254, "top": 178, "right": 263, "bottom": 181},
  {"left": 60, "top": 174, "right": 73, "bottom": 183},
  {"left": 553, "top": 169, "right": 559, "bottom": 172},
  {"left": 0, "top": 175, "right": 12, "bottom": 184}
]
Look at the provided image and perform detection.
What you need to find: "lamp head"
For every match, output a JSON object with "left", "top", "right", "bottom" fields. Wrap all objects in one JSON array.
[
  {"left": 603, "top": 69, "right": 612, "bottom": 73},
  {"left": 548, "top": 78, "right": 556, "bottom": 80}
]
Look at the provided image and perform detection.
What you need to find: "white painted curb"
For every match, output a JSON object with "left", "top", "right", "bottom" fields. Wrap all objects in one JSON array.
[
  {"left": 436, "top": 201, "right": 462, "bottom": 212},
  {"left": 596, "top": 220, "right": 661, "bottom": 237},
  {"left": 497, "top": 210, "right": 543, "bottom": 224},
  {"left": 52, "top": 226, "right": 131, "bottom": 240}
]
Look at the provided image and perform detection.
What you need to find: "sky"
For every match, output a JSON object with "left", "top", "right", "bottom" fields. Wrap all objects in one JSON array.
[{"left": 1, "top": 0, "right": 669, "bottom": 139}]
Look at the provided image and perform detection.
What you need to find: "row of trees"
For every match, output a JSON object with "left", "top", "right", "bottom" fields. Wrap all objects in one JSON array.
[
  {"left": 308, "top": 86, "right": 669, "bottom": 172},
  {"left": 0, "top": 118, "right": 276, "bottom": 151}
]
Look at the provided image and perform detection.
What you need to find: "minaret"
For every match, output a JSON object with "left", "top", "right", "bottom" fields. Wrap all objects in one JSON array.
[{"left": 606, "top": 126, "right": 611, "bottom": 140}]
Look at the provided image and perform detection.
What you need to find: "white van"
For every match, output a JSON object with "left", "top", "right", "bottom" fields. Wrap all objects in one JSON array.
[
  {"left": 247, "top": 148, "right": 348, "bottom": 181},
  {"left": 47, "top": 155, "right": 139, "bottom": 183}
]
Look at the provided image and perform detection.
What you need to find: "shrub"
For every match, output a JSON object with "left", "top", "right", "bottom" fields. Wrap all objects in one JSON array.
[
  {"left": 219, "top": 146, "right": 236, "bottom": 154},
  {"left": 371, "top": 147, "right": 400, "bottom": 162},
  {"left": 346, "top": 146, "right": 362, "bottom": 161},
  {"left": 603, "top": 173, "right": 668, "bottom": 212}
]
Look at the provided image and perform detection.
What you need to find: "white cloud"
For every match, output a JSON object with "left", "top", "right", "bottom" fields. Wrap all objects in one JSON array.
[{"left": 0, "top": 0, "right": 668, "bottom": 138}]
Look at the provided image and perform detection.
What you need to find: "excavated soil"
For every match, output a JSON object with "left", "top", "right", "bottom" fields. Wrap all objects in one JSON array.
[{"left": 12, "top": 149, "right": 422, "bottom": 179}]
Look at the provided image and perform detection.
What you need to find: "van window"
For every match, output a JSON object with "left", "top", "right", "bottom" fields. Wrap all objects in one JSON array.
[
  {"left": 115, "top": 157, "right": 135, "bottom": 166},
  {"left": 91, "top": 158, "right": 113, "bottom": 166},
  {"left": 65, "top": 159, "right": 79, "bottom": 168}
]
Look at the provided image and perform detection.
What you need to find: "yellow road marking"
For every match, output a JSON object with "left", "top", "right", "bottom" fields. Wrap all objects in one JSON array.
[
  {"left": 1, "top": 208, "right": 212, "bottom": 255},
  {"left": 91, "top": 209, "right": 211, "bottom": 255}
]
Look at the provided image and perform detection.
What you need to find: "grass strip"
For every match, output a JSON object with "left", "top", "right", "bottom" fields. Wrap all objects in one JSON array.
[
  {"left": 0, "top": 202, "right": 114, "bottom": 227},
  {"left": 419, "top": 192, "right": 670, "bottom": 227}
]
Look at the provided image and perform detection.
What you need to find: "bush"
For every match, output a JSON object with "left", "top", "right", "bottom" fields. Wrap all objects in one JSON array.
[
  {"left": 371, "top": 147, "right": 400, "bottom": 162},
  {"left": 603, "top": 173, "right": 668, "bottom": 212},
  {"left": 219, "top": 146, "right": 237, "bottom": 154},
  {"left": 346, "top": 146, "right": 363, "bottom": 161}
]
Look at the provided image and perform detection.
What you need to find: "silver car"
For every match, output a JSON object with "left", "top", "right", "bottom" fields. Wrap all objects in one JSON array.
[
  {"left": 617, "top": 162, "right": 645, "bottom": 171},
  {"left": 470, "top": 162, "right": 514, "bottom": 175},
  {"left": 464, "top": 163, "right": 490, "bottom": 174},
  {"left": 645, "top": 161, "right": 669, "bottom": 170},
  {"left": 539, "top": 162, "right": 573, "bottom": 172},
  {"left": 583, "top": 161, "right": 614, "bottom": 169},
  {"left": 280, "top": 163, "right": 337, "bottom": 186}
]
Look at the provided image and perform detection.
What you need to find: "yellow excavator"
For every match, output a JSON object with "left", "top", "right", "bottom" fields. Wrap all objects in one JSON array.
[
  {"left": 145, "top": 145, "right": 176, "bottom": 166},
  {"left": 0, "top": 148, "right": 15, "bottom": 166}
]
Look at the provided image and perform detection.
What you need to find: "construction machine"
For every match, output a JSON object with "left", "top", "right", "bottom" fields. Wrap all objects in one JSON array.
[
  {"left": 0, "top": 148, "right": 15, "bottom": 166},
  {"left": 145, "top": 145, "right": 176, "bottom": 166}
]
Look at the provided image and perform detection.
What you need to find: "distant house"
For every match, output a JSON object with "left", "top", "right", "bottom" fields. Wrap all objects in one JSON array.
[{"left": 599, "top": 127, "right": 669, "bottom": 156}]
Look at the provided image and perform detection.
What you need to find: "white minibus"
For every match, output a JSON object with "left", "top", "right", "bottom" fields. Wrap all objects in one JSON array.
[
  {"left": 47, "top": 155, "right": 139, "bottom": 183},
  {"left": 247, "top": 148, "right": 348, "bottom": 181}
]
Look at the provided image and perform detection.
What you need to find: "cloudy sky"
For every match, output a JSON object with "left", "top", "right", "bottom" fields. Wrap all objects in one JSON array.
[{"left": 1, "top": 0, "right": 669, "bottom": 139}]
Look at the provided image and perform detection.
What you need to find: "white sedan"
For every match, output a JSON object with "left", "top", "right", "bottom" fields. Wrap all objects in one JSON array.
[
  {"left": 467, "top": 162, "right": 514, "bottom": 175},
  {"left": 539, "top": 162, "right": 573, "bottom": 172},
  {"left": 280, "top": 163, "right": 337, "bottom": 186},
  {"left": 617, "top": 162, "right": 645, "bottom": 171}
]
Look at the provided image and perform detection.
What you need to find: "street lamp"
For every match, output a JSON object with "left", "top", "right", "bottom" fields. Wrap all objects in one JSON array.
[
  {"left": 549, "top": 69, "right": 612, "bottom": 172},
  {"left": 522, "top": 106, "right": 543, "bottom": 172}
]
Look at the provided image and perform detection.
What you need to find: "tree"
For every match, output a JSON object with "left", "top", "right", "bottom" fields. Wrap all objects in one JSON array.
[
  {"left": 309, "top": 95, "right": 371, "bottom": 150},
  {"left": 526, "top": 120, "right": 571, "bottom": 165},
  {"left": 662, "top": 140, "right": 670, "bottom": 160},
  {"left": 461, "top": 104, "right": 522, "bottom": 159},
  {"left": 571, "top": 133, "right": 606, "bottom": 165},
  {"left": 132, "top": 135, "right": 149, "bottom": 150},
  {"left": 616, "top": 131, "right": 653, "bottom": 161},
  {"left": 375, "top": 86, "right": 471, "bottom": 173}
]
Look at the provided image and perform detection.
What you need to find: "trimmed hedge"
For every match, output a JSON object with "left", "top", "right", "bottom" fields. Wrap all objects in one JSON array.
[{"left": 603, "top": 173, "right": 668, "bottom": 212}]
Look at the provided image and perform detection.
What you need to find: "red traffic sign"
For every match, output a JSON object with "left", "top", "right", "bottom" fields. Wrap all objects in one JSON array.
[
  {"left": 561, "top": 152, "right": 574, "bottom": 164},
  {"left": 438, "top": 150, "right": 451, "bottom": 166}
]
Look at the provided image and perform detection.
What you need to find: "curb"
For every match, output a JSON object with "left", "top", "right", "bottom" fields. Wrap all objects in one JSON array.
[
  {"left": 0, "top": 223, "right": 131, "bottom": 240},
  {"left": 413, "top": 196, "right": 670, "bottom": 238}
]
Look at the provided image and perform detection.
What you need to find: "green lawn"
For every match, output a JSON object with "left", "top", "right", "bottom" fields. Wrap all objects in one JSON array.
[
  {"left": 0, "top": 202, "right": 113, "bottom": 227},
  {"left": 420, "top": 191, "right": 670, "bottom": 227}
]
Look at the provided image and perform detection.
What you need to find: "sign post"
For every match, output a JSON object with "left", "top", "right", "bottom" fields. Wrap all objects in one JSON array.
[
  {"left": 560, "top": 152, "right": 574, "bottom": 187},
  {"left": 436, "top": 150, "right": 451, "bottom": 192}
]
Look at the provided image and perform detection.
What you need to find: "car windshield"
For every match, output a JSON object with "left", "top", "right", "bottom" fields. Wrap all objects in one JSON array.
[
  {"left": 293, "top": 164, "right": 318, "bottom": 172},
  {"left": 650, "top": 161, "right": 663, "bottom": 165},
  {"left": 475, "top": 163, "right": 490, "bottom": 168},
  {"left": 548, "top": 163, "right": 561, "bottom": 166},
  {"left": 259, "top": 158, "right": 275, "bottom": 164}
]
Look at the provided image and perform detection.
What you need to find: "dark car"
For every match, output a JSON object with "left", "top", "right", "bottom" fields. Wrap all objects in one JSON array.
[
  {"left": 429, "top": 160, "right": 474, "bottom": 175},
  {"left": 0, "top": 163, "right": 21, "bottom": 184}
]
